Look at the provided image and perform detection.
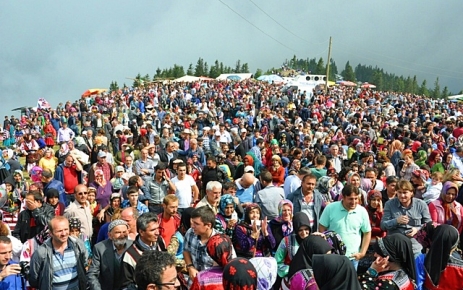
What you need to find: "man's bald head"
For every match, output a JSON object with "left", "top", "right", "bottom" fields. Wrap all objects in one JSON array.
[{"left": 240, "top": 173, "right": 255, "bottom": 188}]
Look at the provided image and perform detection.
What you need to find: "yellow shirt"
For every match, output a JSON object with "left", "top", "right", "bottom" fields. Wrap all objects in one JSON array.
[{"left": 38, "top": 157, "right": 58, "bottom": 175}]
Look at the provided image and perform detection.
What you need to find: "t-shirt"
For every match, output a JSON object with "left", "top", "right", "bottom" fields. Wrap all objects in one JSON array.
[
  {"left": 301, "top": 201, "right": 315, "bottom": 228},
  {"left": 160, "top": 216, "right": 177, "bottom": 247},
  {"left": 310, "top": 168, "right": 327, "bottom": 180},
  {"left": 319, "top": 201, "right": 371, "bottom": 258},
  {"left": 172, "top": 175, "right": 196, "bottom": 208},
  {"left": 63, "top": 165, "right": 79, "bottom": 194}
]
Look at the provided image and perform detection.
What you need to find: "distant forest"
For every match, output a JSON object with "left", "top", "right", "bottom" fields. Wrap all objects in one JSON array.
[{"left": 110, "top": 55, "right": 462, "bottom": 98}]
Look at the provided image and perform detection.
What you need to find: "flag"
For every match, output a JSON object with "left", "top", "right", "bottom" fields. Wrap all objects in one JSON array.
[{"left": 37, "top": 98, "right": 51, "bottom": 109}]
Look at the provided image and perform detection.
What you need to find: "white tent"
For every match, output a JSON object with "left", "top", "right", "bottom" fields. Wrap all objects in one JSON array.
[
  {"left": 215, "top": 73, "right": 253, "bottom": 81},
  {"left": 173, "top": 75, "right": 200, "bottom": 82},
  {"left": 448, "top": 94, "right": 463, "bottom": 100}
]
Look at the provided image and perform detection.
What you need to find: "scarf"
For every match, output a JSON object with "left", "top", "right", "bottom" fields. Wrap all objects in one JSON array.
[
  {"left": 312, "top": 254, "right": 361, "bottom": 290},
  {"left": 270, "top": 200, "right": 293, "bottom": 236},
  {"left": 218, "top": 194, "right": 236, "bottom": 219},
  {"left": 440, "top": 181, "right": 460, "bottom": 228},
  {"left": 223, "top": 258, "right": 258, "bottom": 290},
  {"left": 424, "top": 224, "right": 459, "bottom": 286},
  {"left": 206, "top": 234, "right": 233, "bottom": 267}
]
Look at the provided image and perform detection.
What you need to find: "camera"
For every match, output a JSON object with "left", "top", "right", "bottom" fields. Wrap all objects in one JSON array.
[{"left": 19, "top": 261, "right": 30, "bottom": 279}]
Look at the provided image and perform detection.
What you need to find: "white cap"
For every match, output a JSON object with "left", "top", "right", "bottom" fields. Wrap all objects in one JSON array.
[
  {"left": 244, "top": 166, "right": 255, "bottom": 173},
  {"left": 215, "top": 131, "right": 221, "bottom": 136}
]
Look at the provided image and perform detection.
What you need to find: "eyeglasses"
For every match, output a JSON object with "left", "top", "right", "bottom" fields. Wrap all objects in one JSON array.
[{"left": 77, "top": 192, "right": 88, "bottom": 195}]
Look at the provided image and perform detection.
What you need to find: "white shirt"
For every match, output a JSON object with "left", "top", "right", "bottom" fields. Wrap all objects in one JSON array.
[{"left": 172, "top": 175, "right": 196, "bottom": 208}]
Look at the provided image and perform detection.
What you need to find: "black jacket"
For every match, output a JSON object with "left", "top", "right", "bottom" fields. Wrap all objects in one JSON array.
[{"left": 12, "top": 203, "right": 55, "bottom": 243}]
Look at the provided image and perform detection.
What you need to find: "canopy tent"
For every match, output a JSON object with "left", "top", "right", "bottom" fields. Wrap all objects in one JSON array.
[
  {"left": 257, "top": 74, "right": 284, "bottom": 84},
  {"left": 361, "top": 82, "right": 376, "bottom": 89},
  {"left": 448, "top": 94, "right": 463, "bottom": 100},
  {"left": 173, "top": 75, "right": 200, "bottom": 82},
  {"left": 216, "top": 73, "right": 253, "bottom": 81},
  {"left": 338, "top": 81, "right": 357, "bottom": 87},
  {"left": 82, "top": 88, "right": 107, "bottom": 97}
]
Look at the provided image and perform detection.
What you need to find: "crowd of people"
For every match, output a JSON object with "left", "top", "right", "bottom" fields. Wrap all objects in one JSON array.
[{"left": 0, "top": 76, "right": 462, "bottom": 289}]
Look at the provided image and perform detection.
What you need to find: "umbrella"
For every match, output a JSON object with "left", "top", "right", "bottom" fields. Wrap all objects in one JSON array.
[
  {"left": 257, "top": 74, "right": 284, "bottom": 84},
  {"left": 340, "top": 81, "right": 357, "bottom": 87},
  {"left": 82, "top": 88, "right": 107, "bottom": 97},
  {"left": 227, "top": 75, "right": 242, "bottom": 81},
  {"left": 361, "top": 83, "right": 376, "bottom": 89}
]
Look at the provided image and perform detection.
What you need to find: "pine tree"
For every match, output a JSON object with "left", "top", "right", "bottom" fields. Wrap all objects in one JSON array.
[
  {"left": 235, "top": 60, "right": 241, "bottom": 73},
  {"left": 186, "top": 63, "right": 194, "bottom": 75},
  {"left": 316, "top": 58, "right": 325, "bottom": 75},
  {"left": 442, "top": 86, "right": 449, "bottom": 99},
  {"left": 371, "top": 70, "right": 383, "bottom": 91},
  {"left": 254, "top": 68, "right": 263, "bottom": 79},
  {"left": 432, "top": 77, "right": 441, "bottom": 99},
  {"left": 341, "top": 61, "right": 356, "bottom": 82},
  {"left": 329, "top": 59, "right": 338, "bottom": 81},
  {"left": 419, "top": 80, "right": 429, "bottom": 96},
  {"left": 194, "top": 58, "right": 205, "bottom": 77},
  {"left": 241, "top": 63, "right": 249, "bottom": 73}
]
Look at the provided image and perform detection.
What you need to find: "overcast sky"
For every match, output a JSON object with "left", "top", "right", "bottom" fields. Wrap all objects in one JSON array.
[{"left": 1, "top": 0, "right": 463, "bottom": 119}]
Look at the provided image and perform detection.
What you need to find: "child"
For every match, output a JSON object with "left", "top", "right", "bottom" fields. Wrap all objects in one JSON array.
[
  {"left": 69, "top": 217, "right": 92, "bottom": 259},
  {"left": 423, "top": 172, "right": 443, "bottom": 204},
  {"left": 121, "top": 186, "right": 149, "bottom": 215}
]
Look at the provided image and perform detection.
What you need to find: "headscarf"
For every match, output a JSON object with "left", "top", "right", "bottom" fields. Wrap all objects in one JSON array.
[
  {"left": 428, "top": 149, "right": 442, "bottom": 168},
  {"left": 412, "top": 169, "right": 429, "bottom": 185},
  {"left": 249, "top": 257, "right": 277, "bottom": 290},
  {"left": 270, "top": 139, "right": 278, "bottom": 146},
  {"left": 287, "top": 235, "right": 333, "bottom": 279},
  {"left": 246, "top": 151, "right": 263, "bottom": 176},
  {"left": 411, "top": 141, "right": 422, "bottom": 153},
  {"left": 223, "top": 258, "right": 258, "bottom": 290},
  {"left": 323, "top": 230, "right": 346, "bottom": 255},
  {"left": 29, "top": 166, "right": 43, "bottom": 183},
  {"left": 390, "top": 140, "right": 402, "bottom": 153},
  {"left": 242, "top": 203, "right": 261, "bottom": 228},
  {"left": 415, "top": 150, "right": 428, "bottom": 167},
  {"left": 59, "top": 143, "right": 69, "bottom": 157},
  {"left": 206, "top": 234, "right": 234, "bottom": 268},
  {"left": 218, "top": 194, "right": 236, "bottom": 218},
  {"left": 69, "top": 217, "right": 81, "bottom": 230},
  {"left": 316, "top": 176, "right": 335, "bottom": 195},
  {"left": 292, "top": 212, "right": 311, "bottom": 244},
  {"left": 346, "top": 172, "right": 361, "bottom": 185},
  {"left": 312, "top": 254, "right": 361, "bottom": 290},
  {"left": 270, "top": 200, "right": 293, "bottom": 236},
  {"left": 367, "top": 190, "right": 382, "bottom": 213},
  {"left": 373, "top": 234, "right": 416, "bottom": 281},
  {"left": 439, "top": 181, "right": 460, "bottom": 229},
  {"left": 243, "top": 155, "right": 254, "bottom": 167},
  {"left": 424, "top": 224, "right": 460, "bottom": 286}
]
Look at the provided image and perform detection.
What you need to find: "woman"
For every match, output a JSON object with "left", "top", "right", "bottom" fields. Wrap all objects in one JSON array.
[
  {"left": 343, "top": 172, "right": 367, "bottom": 205},
  {"left": 89, "top": 169, "right": 113, "bottom": 209},
  {"left": 312, "top": 254, "right": 361, "bottom": 290},
  {"left": 428, "top": 181, "right": 463, "bottom": 233},
  {"left": 400, "top": 149, "right": 420, "bottom": 181},
  {"left": 215, "top": 194, "right": 239, "bottom": 238},
  {"left": 234, "top": 154, "right": 254, "bottom": 180},
  {"left": 359, "top": 234, "right": 416, "bottom": 289},
  {"left": 38, "top": 148, "right": 58, "bottom": 175},
  {"left": 389, "top": 140, "right": 403, "bottom": 174},
  {"left": 249, "top": 257, "right": 278, "bottom": 290},
  {"left": 443, "top": 167, "right": 463, "bottom": 184},
  {"left": 377, "top": 152, "right": 396, "bottom": 178},
  {"left": 415, "top": 150, "right": 428, "bottom": 168},
  {"left": 427, "top": 150, "right": 443, "bottom": 169},
  {"left": 43, "top": 119, "right": 56, "bottom": 148},
  {"left": 56, "top": 143, "right": 70, "bottom": 165},
  {"left": 365, "top": 190, "right": 386, "bottom": 239},
  {"left": 268, "top": 155, "right": 285, "bottom": 186},
  {"left": 417, "top": 224, "right": 463, "bottom": 289},
  {"left": 223, "top": 258, "right": 258, "bottom": 290},
  {"left": 285, "top": 235, "right": 334, "bottom": 290},
  {"left": 233, "top": 204, "right": 276, "bottom": 258},
  {"left": 269, "top": 200, "right": 293, "bottom": 253},
  {"left": 45, "top": 188, "right": 65, "bottom": 216},
  {"left": 316, "top": 176, "right": 336, "bottom": 203},
  {"left": 275, "top": 212, "right": 311, "bottom": 288},
  {"left": 431, "top": 151, "right": 452, "bottom": 173},
  {"left": 411, "top": 169, "right": 429, "bottom": 200},
  {"left": 191, "top": 234, "right": 234, "bottom": 290}
]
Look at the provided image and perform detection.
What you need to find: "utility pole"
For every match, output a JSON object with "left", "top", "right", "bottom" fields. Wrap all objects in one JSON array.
[{"left": 325, "top": 37, "right": 332, "bottom": 94}]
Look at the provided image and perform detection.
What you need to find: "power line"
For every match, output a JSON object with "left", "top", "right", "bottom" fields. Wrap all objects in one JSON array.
[
  {"left": 217, "top": 0, "right": 297, "bottom": 53},
  {"left": 248, "top": 0, "right": 328, "bottom": 46}
]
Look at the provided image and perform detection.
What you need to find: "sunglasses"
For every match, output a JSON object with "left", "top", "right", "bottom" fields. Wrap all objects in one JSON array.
[{"left": 77, "top": 192, "right": 88, "bottom": 196}]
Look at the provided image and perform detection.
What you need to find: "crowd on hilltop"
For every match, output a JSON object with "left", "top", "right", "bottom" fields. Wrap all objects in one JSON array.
[{"left": 0, "top": 77, "right": 462, "bottom": 289}]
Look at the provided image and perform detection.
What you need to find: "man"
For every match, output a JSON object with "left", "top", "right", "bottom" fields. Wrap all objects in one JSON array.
[
  {"left": 64, "top": 184, "right": 93, "bottom": 239},
  {"left": 184, "top": 206, "right": 234, "bottom": 281},
  {"left": 134, "top": 251, "right": 180, "bottom": 290},
  {"left": 88, "top": 151, "right": 114, "bottom": 184},
  {"left": 41, "top": 168, "right": 66, "bottom": 206},
  {"left": 255, "top": 171, "right": 284, "bottom": 219},
  {"left": 326, "top": 144, "right": 343, "bottom": 173},
  {"left": 121, "top": 186, "right": 149, "bottom": 214},
  {"left": 235, "top": 173, "right": 256, "bottom": 206},
  {"left": 310, "top": 155, "right": 327, "bottom": 180},
  {"left": 121, "top": 207, "right": 140, "bottom": 241},
  {"left": 88, "top": 220, "right": 133, "bottom": 290},
  {"left": 186, "top": 139, "right": 206, "bottom": 166},
  {"left": 158, "top": 141, "right": 179, "bottom": 165},
  {"left": 451, "top": 146, "right": 463, "bottom": 178},
  {"left": 29, "top": 216, "right": 88, "bottom": 289},
  {"left": 57, "top": 122, "right": 75, "bottom": 143},
  {"left": 319, "top": 184, "right": 372, "bottom": 270},
  {"left": 381, "top": 179, "right": 431, "bottom": 255},
  {"left": 146, "top": 163, "right": 176, "bottom": 214},
  {"left": 284, "top": 167, "right": 311, "bottom": 197},
  {"left": 120, "top": 212, "right": 164, "bottom": 289},
  {"left": 0, "top": 236, "right": 23, "bottom": 289},
  {"left": 134, "top": 149, "right": 155, "bottom": 194},
  {"left": 381, "top": 176, "right": 398, "bottom": 205},
  {"left": 54, "top": 152, "right": 83, "bottom": 206},
  {"left": 172, "top": 162, "right": 199, "bottom": 214},
  {"left": 158, "top": 195, "right": 181, "bottom": 250},
  {"left": 249, "top": 138, "right": 264, "bottom": 162},
  {"left": 210, "top": 131, "right": 222, "bottom": 156},
  {"left": 364, "top": 167, "right": 384, "bottom": 191},
  {"left": 123, "top": 155, "right": 135, "bottom": 174},
  {"left": 232, "top": 138, "right": 245, "bottom": 159},
  {"left": 201, "top": 157, "right": 227, "bottom": 193},
  {"left": 196, "top": 181, "right": 222, "bottom": 214},
  {"left": 13, "top": 191, "right": 54, "bottom": 243},
  {"left": 287, "top": 173, "right": 323, "bottom": 233}
]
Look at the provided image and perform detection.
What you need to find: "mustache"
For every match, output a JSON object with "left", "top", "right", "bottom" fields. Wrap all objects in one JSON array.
[{"left": 113, "top": 237, "right": 128, "bottom": 247}]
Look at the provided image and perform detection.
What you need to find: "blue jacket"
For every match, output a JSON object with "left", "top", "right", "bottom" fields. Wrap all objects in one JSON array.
[
  {"left": 43, "top": 179, "right": 66, "bottom": 206},
  {"left": 0, "top": 261, "right": 24, "bottom": 290},
  {"left": 287, "top": 187, "right": 324, "bottom": 233}
]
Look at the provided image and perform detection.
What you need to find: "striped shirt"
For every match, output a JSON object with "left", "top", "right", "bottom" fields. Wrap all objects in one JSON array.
[{"left": 52, "top": 244, "right": 79, "bottom": 290}]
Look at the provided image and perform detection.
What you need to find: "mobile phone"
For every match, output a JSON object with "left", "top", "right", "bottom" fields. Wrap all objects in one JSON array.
[
  {"left": 231, "top": 212, "right": 238, "bottom": 221},
  {"left": 254, "top": 220, "right": 262, "bottom": 231}
]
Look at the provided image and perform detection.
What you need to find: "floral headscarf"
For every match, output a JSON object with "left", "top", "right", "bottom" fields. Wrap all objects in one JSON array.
[
  {"left": 270, "top": 200, "right": 293, "bottom": 237},
  {"left": 249, "top": 257, "right": 277, "bottom": 290},
  {"left": 206, "top": 234, "right": 233, "bottom": 267},
  {"left": 415, "top": 150, "right": 428, "bottom": 167},
  {"left": 223, "top": 258, "right": 258, "bottom": 290}
]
